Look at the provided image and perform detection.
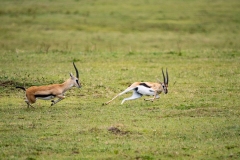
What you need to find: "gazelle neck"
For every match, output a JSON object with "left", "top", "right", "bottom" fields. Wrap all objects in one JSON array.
[{"left": 61, "top": 78, "right": 74, "bottom": 93}]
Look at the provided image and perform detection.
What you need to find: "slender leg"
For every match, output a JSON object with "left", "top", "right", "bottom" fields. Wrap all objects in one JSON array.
[
  {"left": 121, "top": 90, "right": 142, "bottom": 104},
  {"left": 144, "top": 93, "right": 160, "bottom": 102},
  {"left": 51, "top": 95, "right": 65, "bottom": 106},
  {"left": 25, "top": 95, "right": 35, "bottom": 108},
  {"left": 105, "top": 87, "right": 137, "bottom": 105},
  {"left": 25, "top": 100, "right": 35, "bottom": 108},
  {"left": 51, "top": 98, "right": 63, "bottom": 106}
]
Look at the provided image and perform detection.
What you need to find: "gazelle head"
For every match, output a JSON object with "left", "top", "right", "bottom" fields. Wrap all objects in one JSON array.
[
  {"left": 159, "top": 68, "right": 169, "bottom": 94},
  {"left": 71, "top": 62, "right": 81, "bottom": 88}
]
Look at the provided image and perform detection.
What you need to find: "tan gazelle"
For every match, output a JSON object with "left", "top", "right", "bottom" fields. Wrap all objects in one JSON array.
[
  {"left": 16, "top": 62, "right": 81, "bottom": 108},
  {"left": 105, "top": 69, "right": 169, "bottom": 105}
]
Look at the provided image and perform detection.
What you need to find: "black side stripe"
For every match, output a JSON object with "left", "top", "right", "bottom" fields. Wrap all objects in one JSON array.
[
  {"left": 35, "top": 94, "right": 55, "bottom": 98},
  {"left": 139, "top": 83, "right": 151, "bottom": 88}
]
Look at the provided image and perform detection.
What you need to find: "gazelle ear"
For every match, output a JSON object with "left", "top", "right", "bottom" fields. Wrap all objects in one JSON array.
[
  {"left": 70, "top": 73, "right": 74, "bottom": 78},
  {"left": 157, "top": 78, "right": 162, "bottom": 84}
]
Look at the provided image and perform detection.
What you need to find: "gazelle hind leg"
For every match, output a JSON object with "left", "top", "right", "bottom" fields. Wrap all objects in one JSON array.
[
  {"left": 25, "top": 95, "right": 36, "bottom": 108},
  {"left": 24, "top": 95, "right": 35, "bottom": 108},
  {"left": 105, "top": 87, "right": 137, "bottom": 105},
  {"left": 25, "top": 100, "right": 35, "bottom": 108},
  {"left": 121, "top": 90, "right": 142, "bottom": 104}
]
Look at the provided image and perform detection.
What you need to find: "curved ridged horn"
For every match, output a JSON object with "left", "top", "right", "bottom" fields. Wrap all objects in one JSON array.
[
  {"left": 162, "top": 68, "right": 166, "bottom": 84},
  {"left": 73, "top": 62, "right": 79, "bottom": 78},
  {"left": 166, "top": 68, "right": 169, "bottom": 84}
]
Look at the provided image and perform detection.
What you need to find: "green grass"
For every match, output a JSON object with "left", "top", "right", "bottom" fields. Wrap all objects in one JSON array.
[
  {"left": 0, "top": 0, "right": 240, "bottom": 159},
  {"left": 0, "top": 0, "right": 239, "bottom": 52}
]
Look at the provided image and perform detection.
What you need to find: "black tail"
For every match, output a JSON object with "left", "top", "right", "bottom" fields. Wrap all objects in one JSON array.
[{"left": 16, "top": 86, "right": 26, "bottom": 91}]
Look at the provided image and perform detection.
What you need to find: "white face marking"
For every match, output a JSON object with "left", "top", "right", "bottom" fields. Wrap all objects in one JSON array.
[
  {"left": 162, "top": 84, "right": 168, "bottom": 94},
  {"left": 136, "top": 85, "right": 155, "bottom": 96},
  {"left": 75, "top": 79, "right": 81, "bottom": 88}
]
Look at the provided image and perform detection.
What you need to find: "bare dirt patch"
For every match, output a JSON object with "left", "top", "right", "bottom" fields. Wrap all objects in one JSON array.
[{"left": 0, "top": 80, "right": 16, "bottom": 87}]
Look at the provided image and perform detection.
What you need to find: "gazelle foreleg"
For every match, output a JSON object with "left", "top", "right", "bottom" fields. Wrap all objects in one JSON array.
[
  {"left": 144, "top": 92, "right": 160, "bottom": 102},
  {"left": 51, "top": 95, "right": 65, "bottom": 106},
  {"left": 105, "top": 87, "right": 137, "bottom": 105}
]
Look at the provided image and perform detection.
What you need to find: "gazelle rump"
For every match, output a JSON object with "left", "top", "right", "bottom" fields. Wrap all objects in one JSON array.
[
  {"left": 16, "top": 62, "right": 81, "bottom": 108},
  {"left": 105, "top": 69, "right": 168, "bottom": 105}
]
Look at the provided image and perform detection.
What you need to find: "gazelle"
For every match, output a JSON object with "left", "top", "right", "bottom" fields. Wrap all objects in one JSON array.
[
  {"left": 16, "top": 62, "right": 81, "bottom": 108},
  {"left": 105, "top": 69, "right": 168, "bottom": 105}
]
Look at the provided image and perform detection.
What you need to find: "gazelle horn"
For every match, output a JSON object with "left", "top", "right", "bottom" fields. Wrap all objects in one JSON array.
[
  {"left": 73, "top": 62, "right": 79, "bottom": 78},
  {"left": 162, "top": 68, "right": 166, "bottom": 84},
  {"left": 166, "top": 68, "right": 169, "bottom": 84}
]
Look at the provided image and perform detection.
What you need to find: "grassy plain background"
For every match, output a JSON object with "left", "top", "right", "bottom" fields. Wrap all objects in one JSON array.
[{"left": 0, "top": 0, "right": 240, "bottom": 159}]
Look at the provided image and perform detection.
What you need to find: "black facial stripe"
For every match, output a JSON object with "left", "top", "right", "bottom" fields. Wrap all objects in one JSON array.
[
  {"left": 139, "top": 83, "right": 151, "bottom": 88},
  {"left": 35, "top": 94, "right": 55, "bottom": 98},
  {"left": 77, "top": 79, "right": 81, "bottom": 84}
]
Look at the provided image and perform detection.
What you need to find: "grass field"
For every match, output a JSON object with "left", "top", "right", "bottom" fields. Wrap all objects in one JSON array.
[{"left": 0, "top": 0, "right": 240, "bottom": 159}]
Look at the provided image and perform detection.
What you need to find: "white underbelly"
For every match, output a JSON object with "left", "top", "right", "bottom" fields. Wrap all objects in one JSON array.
[
  {"left": 136, "top": 85, "right": 155, "bottom": 96},
  {"left": 37, "top": 96, "right": 55, "bottom": 100}
]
